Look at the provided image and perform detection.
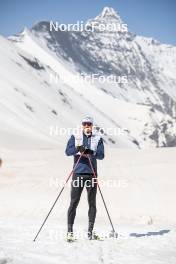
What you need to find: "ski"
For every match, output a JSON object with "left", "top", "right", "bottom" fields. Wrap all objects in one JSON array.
[
  {"left": 66, "top": 238, "right": 77, "bottom": 243},
  {"left": 66, "top": 232, "right": 77, "bottom": 243},
  {"left": 88, "top": 232, "right": 104, "bottom": 241}
]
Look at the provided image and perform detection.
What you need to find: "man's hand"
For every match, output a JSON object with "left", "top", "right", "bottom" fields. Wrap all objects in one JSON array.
[
  {"left": 84, "top": 148, "right": 94, "bottom": 155},
  {"left": 76, "top": 145, "right": 86, "bottom": 153},
  {"left": 76, "top": 146, "right": 94, "bottom": 156}
]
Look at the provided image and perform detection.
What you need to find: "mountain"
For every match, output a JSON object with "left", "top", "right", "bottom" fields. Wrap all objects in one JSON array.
[{"left": 1, "top": 6, "right": 176, "bottom": 148}]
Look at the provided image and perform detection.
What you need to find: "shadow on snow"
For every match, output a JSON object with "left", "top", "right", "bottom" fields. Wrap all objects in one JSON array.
[{"left": 129, "top": 229, "right": 170, "bottom": 238}]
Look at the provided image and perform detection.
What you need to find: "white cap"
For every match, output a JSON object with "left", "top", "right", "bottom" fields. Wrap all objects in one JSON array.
[{"left": 82, "top": 116, "right": 94, "bottom": 124}]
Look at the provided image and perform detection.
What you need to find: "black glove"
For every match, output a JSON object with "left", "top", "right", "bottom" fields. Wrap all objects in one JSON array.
[
  {"left": 84, "top": 148, "right": 94, "bottom": 155},
  {"left": 76, "top": 145, "right": 86, "bottom": 153}
]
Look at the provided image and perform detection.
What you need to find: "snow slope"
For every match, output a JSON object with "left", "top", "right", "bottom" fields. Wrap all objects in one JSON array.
[
  {"left": 0, "top": 147, "right": 176, "bottom": 263},
  {"left": 0, "top": 35, "right": 139, "bottom": 149},
  {"left": 0, "top": 6, "right": 176, "bottom": 148}
]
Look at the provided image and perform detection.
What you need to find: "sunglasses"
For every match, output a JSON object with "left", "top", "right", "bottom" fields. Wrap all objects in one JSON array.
[{"left": 82, "top": 122, "right": 92, "bottom": 126}]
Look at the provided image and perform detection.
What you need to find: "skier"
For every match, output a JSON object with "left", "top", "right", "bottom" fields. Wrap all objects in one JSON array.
[{"left": 65, "top": 116, "right": 104, "bottom": 241}]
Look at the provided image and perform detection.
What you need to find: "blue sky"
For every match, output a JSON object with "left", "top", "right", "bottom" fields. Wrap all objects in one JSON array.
[{"left": 0, "top": 0, "right": 175, "bottom": 45}]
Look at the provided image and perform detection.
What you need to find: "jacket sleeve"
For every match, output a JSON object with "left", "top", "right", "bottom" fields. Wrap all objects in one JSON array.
[
  {"left": 95, "top": 138, "right": 105, "bottom": 160},
  {"left": 65, "top": 135, "right": 78, "bottom": 156}
]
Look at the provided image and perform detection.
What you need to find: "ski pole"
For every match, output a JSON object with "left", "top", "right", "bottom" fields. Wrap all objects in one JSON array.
[
  {"left": 87, "top": 154, "right": 117, "bottom": 236},
  {"left": 33, "top": 152, "right": 84, "bottom": 242}
]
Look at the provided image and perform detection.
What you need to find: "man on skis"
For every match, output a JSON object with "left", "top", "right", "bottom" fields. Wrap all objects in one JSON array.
[{"left": 65, "top": 116, "right": 104, "bottom": 241}]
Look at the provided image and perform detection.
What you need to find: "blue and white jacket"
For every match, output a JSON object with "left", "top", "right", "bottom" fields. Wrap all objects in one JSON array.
[{"left": 65, "top": 132, "right": 104, "bottom": 175}]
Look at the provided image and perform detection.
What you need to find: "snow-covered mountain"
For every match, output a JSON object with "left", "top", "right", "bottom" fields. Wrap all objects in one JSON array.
[{"left": 1, "top": 6, "right": 176, "bottom": 148}]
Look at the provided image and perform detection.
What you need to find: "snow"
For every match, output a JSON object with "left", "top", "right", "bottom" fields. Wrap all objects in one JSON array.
[
  {"left": 1, "top": 30, "right": 175, "bottom": 148},
  {"left": 1, "top": 219, "right": 176, "bottom": 264},
  {"left": 135, "top": 35, "right": 176, "bottom": 100},
  {"left": 0, "top": 36, "right": 138, "bottom": 148},
  {"left": 0, "top": 147, "right": 176, "bottom": 263},
  {"left": 94, "top": 6, "right": 123, "bottom": 24},
  {"left": 0, "top": 4, "right": 176, "bottom": 148},
  {"left": 0, "top": 6, "right": 176, "bottom": 264}
]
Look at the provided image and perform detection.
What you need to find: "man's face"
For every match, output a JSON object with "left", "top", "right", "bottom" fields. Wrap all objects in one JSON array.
[{"left": 82, "top": 122, "right": 93, "bottom": 135}]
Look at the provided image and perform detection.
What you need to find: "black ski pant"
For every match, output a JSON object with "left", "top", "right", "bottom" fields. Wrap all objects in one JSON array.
[{"left": 67, "top": 173, "right": 97, "bottom": 231}]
